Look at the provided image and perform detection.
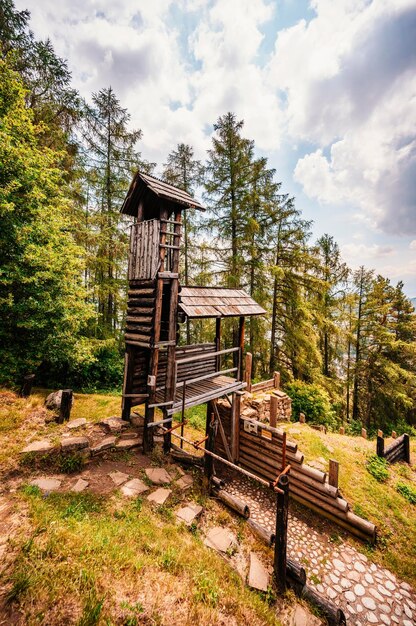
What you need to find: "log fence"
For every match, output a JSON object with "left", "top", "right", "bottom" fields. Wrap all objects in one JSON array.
[
  {"left": 376, "top": 433, "right": 410, "bottom": 464},
  {"left": 213, "top": 408, "right": 376, "bottom": 542}
]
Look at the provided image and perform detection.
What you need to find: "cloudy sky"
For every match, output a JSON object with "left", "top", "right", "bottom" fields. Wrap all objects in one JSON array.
[{"left": 16, "top": 0, "right": 416, "bottom": 296}]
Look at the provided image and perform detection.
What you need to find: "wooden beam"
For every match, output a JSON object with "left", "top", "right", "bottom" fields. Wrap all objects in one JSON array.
[
  {"left": 238, "top": 316, "right": 245, "bottom": 381},
  {"left": 245, "top": 352, "right": 252, "bottom": 392},
  {"left": 215, "top": 317, "right": 221, "bottom": 372},
  {"left": 328, "top": 459, "right": 339, "bottom": 489}
]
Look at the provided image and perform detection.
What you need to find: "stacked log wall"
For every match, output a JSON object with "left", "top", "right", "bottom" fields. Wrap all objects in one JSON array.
[{"left": 214, "top": 401, "right": 376, "bottom": 542}]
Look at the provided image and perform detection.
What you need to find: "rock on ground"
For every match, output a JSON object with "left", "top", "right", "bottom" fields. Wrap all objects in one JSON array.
[
  {"left": 30, "top": 477, "right": 61, "bottom": 492},
  {"left": 44, "top": 390, "right": 73, "bottom": 412}
]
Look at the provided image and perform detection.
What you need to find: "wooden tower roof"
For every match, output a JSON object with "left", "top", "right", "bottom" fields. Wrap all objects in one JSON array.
[
  {"left": 178, "top": 286, "right": 266, "bottom": 318},
  {"left": 121, "top": 171, "right": 205, "bottom": 217}
]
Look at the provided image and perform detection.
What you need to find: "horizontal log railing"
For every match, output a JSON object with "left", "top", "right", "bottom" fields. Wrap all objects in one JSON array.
[
  {"left": 212, "top": 409, "right": 376, "bottom": 543},
  {"left": 376, "top": 433, "right": 410, "bottom": 464}
]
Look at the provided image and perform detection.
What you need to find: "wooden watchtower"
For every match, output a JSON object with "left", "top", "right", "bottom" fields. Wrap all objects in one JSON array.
[{"left": 120, "top": 171, "right": 265, "bottom": 454}]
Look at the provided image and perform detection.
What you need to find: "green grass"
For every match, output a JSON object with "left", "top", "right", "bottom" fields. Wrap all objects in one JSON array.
[
  {"left": 284, "top": 422, "right": 416, "bottom": 585},
  {"left": 3, "top": 487, "right": 281, "bottom": 625}
]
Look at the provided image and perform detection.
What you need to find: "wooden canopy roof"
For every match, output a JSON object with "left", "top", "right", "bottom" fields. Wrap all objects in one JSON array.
[
  {"left": 121, "top": 171, "right": 205, "bottom": 217},
  {"left": 178, "top": 286, "right": 266, "bottom": 319}
]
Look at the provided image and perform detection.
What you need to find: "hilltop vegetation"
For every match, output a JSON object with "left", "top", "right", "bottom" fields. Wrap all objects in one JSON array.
[{"left": 1, "top": 0, "right": 415, "bottom": 434}]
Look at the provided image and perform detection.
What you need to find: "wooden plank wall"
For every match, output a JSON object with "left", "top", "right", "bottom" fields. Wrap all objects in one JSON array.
[
  {"left": 157, "top": 343, "right": 217, "bottom": 388},
  {"left": 128, "top": 220, "right": 160, "bottom": 281}
]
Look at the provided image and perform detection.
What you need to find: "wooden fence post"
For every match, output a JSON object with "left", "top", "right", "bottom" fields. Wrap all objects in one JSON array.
[
  {"left": 19, "top": 374, "right": 35, "bottom": 398},
  {"left": 245, "top": 352, "right": 252, "bottom": 392},
  {"left": 204, "top": 411, "right": 216, "bottom": 485},
  {"left": 377, "top": 429, "right": 383, "bottom": 438},
  {"left": 270, "top": 395, "right": 278, "bottom": 428},
  {"left": 404, "top": 434, "right": 410, "bottom": 464},
  {"left": 361, "top": 428, "right": 367, "bottom": 439},
  {"left": 299, "top": 412, "right": 305, "bottom": 424},
  {"left": 328, "top": 459, "right": 339, "bottom": 489},
  {"left": 391, "top": 431, "right": 397, "bottom": 439},
  {"left": 274, "top": 371, "right": 280, "bottom": 389},
  {"left": 339, "top": 426, "right": 345, "bottom": 435},
  {"left": 376, "top": 435, "right": 385, "bottom": 458},
  {"left": 58, "top": 389, "right": 72, "bottom": 424},
  {"left": 274, "top": 474, "right": 289, "bottom": 593}
]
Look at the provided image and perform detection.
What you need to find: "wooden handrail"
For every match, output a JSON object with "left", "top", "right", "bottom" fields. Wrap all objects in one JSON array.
[{"left": 176, "top": 346, "right": 240, "bottom": 366}]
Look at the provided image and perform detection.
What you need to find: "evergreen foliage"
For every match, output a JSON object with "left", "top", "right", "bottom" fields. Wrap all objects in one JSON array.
[{"left": 0, "top": 1, "right": 415, "bottom": 431}]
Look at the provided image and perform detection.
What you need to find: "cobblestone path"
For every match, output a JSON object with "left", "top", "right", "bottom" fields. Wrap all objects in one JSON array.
[{"left": 225, "top": 474, "right": 416, "bottom": 626}]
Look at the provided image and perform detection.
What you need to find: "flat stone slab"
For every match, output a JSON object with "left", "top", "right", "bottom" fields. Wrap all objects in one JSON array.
[
  {"left": 30, "top": 477, "right": 61, "bottom": 492},
  {"left": 99, "top": 417, "right": 128, "bottom": 433},
  {"left": 71, "top": 478, "right": 89, "bottom": 492},
  {"left": 67, "top": 418, "right": 87, "bottom": 430},
  {"left": 120, "top": 478, "right": 149, "bottom": 497},
  {"left": 248, "top": 552, "right": 269, "bottom": 592},
  {"left": 204, "top": 526, "right": 236, "bottom": 553},
  {"left": 175, "top": 474, "right": 193, "bottom": 490},
  {"left": 147, "top": 488, "right": 171, "bottom": 505},
  {"left": 145, "top": 467, "right": 172, "bottom": 485},
  {"left": 116, "top": 439, "right": 140, "bottom": 450},
  {"left": 21, "top": 440, "right": 54, "bottom": 454},
  {"left": 291, "top": 605, "right": 321, "bottom": 626},
  {"left": 176, "top": 503, "right": 203, "bottom": 525},
  {"left": 90, "top": 436, "right": 116, "bottom": 454},
  {"left": 61, "top": 436, "right": 89, "bottom": 451},
  {"left": 109, "top": 471, "right": 129, "bottom": 486}
]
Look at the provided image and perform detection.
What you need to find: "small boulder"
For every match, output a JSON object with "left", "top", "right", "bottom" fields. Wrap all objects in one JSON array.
[
  {"left": 44, "top": 390, "right": 74, "bottom": 413},
  {"left": 61, "top": 436, "right": 89, "bottom": 452},
  {"left": 145, "top": 467, "right": 172, "bottom": 485},
  {"left": 147, "top": 487, "right": 171, "bottom": 505},
  {"left": 90, "top": 436, "right": 117, "bottom": 455},
  {"left": 121, "top": 478, "right": 149, "bottom": 497},
  {"left": 67, "top": 418, "right": 87, "bottom": 430},
  {"left": 30, "top": 477, "right": 61, "bottom": 492},
  {"left": 20, "top": 440, "right": 54, "bottom": 455},
  {"left": 99, "top": 417, "right": 128, "bottom": 433},
  {"left": 71, "top": 478, "right": 89, "bottom": 493}
]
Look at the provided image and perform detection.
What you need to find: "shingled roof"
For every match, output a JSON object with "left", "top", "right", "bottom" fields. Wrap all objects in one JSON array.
[
  {"left": 178, "top": 286, "right": 266, "bottom": 318},
  {"left": 121, "top": 171, "right": 205, "bottom": 216}
]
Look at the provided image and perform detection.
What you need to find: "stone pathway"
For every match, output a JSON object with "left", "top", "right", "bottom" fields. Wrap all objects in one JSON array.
[{"left": 224, "top": 474, "right": 416, "bottom": 626}]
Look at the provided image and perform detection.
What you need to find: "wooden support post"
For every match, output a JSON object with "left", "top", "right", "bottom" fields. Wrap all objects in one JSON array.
[
  {"left": 339, "top": 426, "right": 345, "bottom": 435},
  {"left": 19, "top": 374, "right": 35, "bottom": 398},
  {"left": 58, "top": 389, "right": 72, "bottom": 424},
  {"left": 274, "top": 474, "right": 289, "bottom": 593},
  {"left": 404, "top": 434, "right": 410, "bottom": 464},
  {"left": 270, "top": 395, "right": 278, "bottom": 428},
  {"left": 215, "top": 317, "right": 221, "bottom": 372},
  {"left": 204, "top": 407, "right": 216, "bottom": 486},
  {"left": 377, "top": 429, "right": 383, "bottom": 438},
  {"left": 245, "top": 352, "right": 252, "bottom": 392},
  {"left": 391, "top": 430, "right": 397, "bottom": 439},
  {"left": 163, "top": 210, "right": 182, "bottom": 454},
  {"left": 328, "top": 459, "right": 339, "bottom": 489},
  {"left": 299, "top": 412, "right": 305, "bottom": 424},
  {"left": 274, "top": 371, "right": 280, "bottom": 389},
  {"left": 238, "top": 316, "right": 245, "bottom": 381},
  {"left": 230, "top": 392, "right": 241, "bottom": 463},
  {"left": 121, "top": 348, "right": 135, "bottom": 421},
  {"left": 361, "top": 427, "right": 367, "bottom": 439},
  {"left": 376, "top": 435, "right": 385, "bottom": 458}
]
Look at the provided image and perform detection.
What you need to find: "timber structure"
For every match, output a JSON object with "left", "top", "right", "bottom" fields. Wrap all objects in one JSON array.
[{"left": 120, "top": 171, "right": 265, "bottom": 451}]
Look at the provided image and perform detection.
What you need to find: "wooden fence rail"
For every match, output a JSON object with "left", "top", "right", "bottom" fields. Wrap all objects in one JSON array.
[
  {"left": 376, "top": 433, "right": 410, "bottom": 464},
  {"left": 214, "top": 403, "right": 376, "bottom": 543}
]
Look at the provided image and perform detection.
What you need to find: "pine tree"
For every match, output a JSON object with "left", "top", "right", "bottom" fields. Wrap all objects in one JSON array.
[
  {"left": 314, "top": 234, "right": 349, "bottom": 378},
  {"left": 163, "top": 144, "right": 202, "bottom": 344},
  {"left": 81, "top": 87, "right": 147, "bottom": 336},
  {"left": 204, "top": 112, "right": 254, "bottom": 288}
]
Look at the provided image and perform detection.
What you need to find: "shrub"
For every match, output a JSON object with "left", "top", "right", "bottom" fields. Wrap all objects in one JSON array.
[
  {"left": 396, "top": 482, "right": 416, "bottom": 505},
  {"left": 366, "top": 455, "right": 389, "bottom": 482},
  {"left": 285, "top": 381, "right": 337, "bottom": 428}
]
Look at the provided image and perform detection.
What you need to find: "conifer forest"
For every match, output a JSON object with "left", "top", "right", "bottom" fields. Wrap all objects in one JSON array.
[{"left": 1, "top": 0, "right": 415, "bottom": 435}]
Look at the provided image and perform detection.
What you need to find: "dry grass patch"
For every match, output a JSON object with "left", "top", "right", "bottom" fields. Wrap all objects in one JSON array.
[{"left": 1, "top": 488, "right": 282, "bottom": 626}]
